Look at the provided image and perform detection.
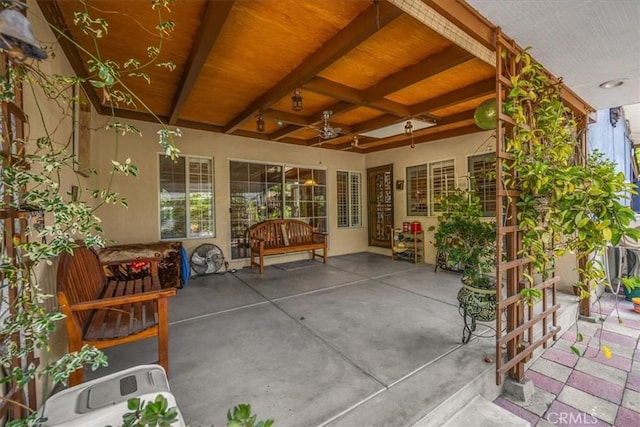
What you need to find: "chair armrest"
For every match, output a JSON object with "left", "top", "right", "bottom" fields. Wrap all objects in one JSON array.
[{"left": 68, "top": 288, "right": 177, "bottom": 311}]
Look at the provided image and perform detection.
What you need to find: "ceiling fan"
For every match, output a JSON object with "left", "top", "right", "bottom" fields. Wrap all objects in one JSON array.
[{"left": 315, "top": 110, "right": 342, "bottom": 140}]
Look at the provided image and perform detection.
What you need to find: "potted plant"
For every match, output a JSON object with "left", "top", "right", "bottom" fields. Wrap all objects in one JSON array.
[
  {"left": 620, "top": 276, "right": 640, "bottom": 301},
  {"left": 432, "top": 188, "right": 497, "bottom": 324}
]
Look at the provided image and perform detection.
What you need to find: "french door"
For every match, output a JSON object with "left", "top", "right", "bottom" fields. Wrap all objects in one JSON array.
[{"left": 367, "top": 164, "right": 393, "bottom": 247}]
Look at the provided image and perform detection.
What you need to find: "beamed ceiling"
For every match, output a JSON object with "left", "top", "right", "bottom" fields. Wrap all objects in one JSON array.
[{"left": 35, "top": 0, "right": 589, "bottom": 153}]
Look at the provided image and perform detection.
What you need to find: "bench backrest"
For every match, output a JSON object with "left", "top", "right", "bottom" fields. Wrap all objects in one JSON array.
[
  {"left": 57, "top": 245, "right": 106, "bottom": 326},
  {"left": 250, "top": 219, "right": 314, "bottom": 246}
]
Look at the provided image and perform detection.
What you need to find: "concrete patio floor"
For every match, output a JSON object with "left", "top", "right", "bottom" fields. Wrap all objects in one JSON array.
[{"left": 85, "top": 252, "right": 534, "bottom": 426}]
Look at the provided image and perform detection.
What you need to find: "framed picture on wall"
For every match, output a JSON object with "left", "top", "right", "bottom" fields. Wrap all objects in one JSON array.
[
  {"left": 396, "top": 180, "right": 404, "bottom": 190},
  {"left": 73, "top": 84, "right": 91, "bottom": 177}
]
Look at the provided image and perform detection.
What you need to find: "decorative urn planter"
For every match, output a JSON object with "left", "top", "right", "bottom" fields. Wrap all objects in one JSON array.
[{"left": 457, "top": 277, "right": 497, "bottom": 322}]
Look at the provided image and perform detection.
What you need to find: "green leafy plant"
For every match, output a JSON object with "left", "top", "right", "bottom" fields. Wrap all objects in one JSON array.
[
  {"left": 504, "top": 49, "right": 639, "bottom": 295},
  {"left": 121, "top": 395, "right": 180, "bottom": 427},
  {"left": 432, "top": 187, "right": 496, "bottom": 287},
  {"left": 503, "top": 48, "right": 639, "bottom": 357},
  {"left": 0, "top": 1, "right": 180, "bottom": 424},
  {"left": 621, "top": 276, "right": 640, "bottom": 295},
  {"left": 227, "top": 403, "right": 274, "bottom": 427}
]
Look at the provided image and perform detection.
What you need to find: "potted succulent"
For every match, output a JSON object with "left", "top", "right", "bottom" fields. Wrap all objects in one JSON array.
[{"left": 432, "top": 188, "right": 497, "bottom": 325}]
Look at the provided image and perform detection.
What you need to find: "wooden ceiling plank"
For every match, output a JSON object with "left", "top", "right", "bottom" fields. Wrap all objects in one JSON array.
[
  {"left": 224, "top": 1, "right": 403, "bottom": 133},
  {"left": 363, "top": 46, "right": 474, "bottom": 101},
  {"left": 410, "top": 78, "right": 495, "bottom": 115},
  {"left": 168, "top": 1, "right": 234, "bottom": 125}
]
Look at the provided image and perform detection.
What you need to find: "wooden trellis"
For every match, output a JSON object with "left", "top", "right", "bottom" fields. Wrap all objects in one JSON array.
[{"left": 494, "top": 31, "right": 591, "bottom": 385}]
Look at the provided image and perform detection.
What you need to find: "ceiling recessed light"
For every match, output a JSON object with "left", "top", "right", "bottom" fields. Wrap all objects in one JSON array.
[{"left": 599, "top": 79, "right": 627, "bottom": 89}]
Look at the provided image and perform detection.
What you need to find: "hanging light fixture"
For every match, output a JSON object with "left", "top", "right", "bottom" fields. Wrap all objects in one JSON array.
[
  {"left": 291, "top": 89, "right": 303, "bottom": 112},
  {"left": 404, "top": 121, "right": 416, "bottom": 148},
  {"left": 256, "top": 115, "right": 265, "bottom": 132},
  {"left": 0, "top": 8, "right": 48, "bottom": 61},
  {"left": 404, "top": 121, "right": 413, "bottom": 136},
  {"left": 351, "top": 135, "right": 359, "bottom": 148}
]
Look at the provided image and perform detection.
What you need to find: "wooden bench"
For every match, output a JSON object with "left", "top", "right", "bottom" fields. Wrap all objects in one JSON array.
[
  {"left": 249, "top": 219, "right": 328, "bottom": 274},
  {"left": 57, "top": 244, "right": 177, "bottom": 386}
]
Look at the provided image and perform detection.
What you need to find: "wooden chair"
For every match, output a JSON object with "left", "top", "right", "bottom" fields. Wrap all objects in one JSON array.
[{"left": 56, "top": 244, "right": 176, "bottom": 386}]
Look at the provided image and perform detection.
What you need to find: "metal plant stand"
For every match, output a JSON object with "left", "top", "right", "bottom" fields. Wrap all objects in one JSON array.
[{"left": 457, "top": 281, "right": 500, "bottom": 344}]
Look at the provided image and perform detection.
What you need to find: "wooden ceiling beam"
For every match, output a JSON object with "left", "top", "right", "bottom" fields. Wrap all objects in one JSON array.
[
  {"left": 270, "top": 125, "right": 303, "bottom": 140},
  {"left": 231, "top": 130, "right": 270, "bottom": 141},
  {"left": 363, "top": 124, "right": 480, "bottom": 152},
  {"left": 410, "top": 78, "right": 495, "bottom": 115},
  {"left": 351, "top": 114, "right": 405, "bottom": 134},
  {"left": 224, "top": 1, "right": 403, "bottom": 133},
  {"left": 303, "top": 77, "right": 410, "bottom": 116},
  {"left": 261, "top": 110, "right": 311, "bottom": 127},
  {"left": 363, "top": 45, "right": 474, "bottom": 101},
  {"left": 168, "top": 1, "right": 234, "bottom": 125},
  {"left": 424, "top": 0, "right": 496, "bottom": 50},
  {"left": 436, "top": 109, "right": 476, "bottom": 125}
]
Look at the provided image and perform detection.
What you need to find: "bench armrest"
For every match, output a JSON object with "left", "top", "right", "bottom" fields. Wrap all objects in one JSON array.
[{"left": 68, "top": 288, "right": 177, "bottom": 311}]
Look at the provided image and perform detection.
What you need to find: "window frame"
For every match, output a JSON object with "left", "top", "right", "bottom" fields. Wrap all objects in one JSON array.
[
  {"left": 158, "top": 153, "right": 215, "bottom": 240},
  {"left": 337, "top": 170, "right": 362, "bottom": 228},
  {"left": 467, "top": 152, "right": 497, "bottom": 217},
  {"left": 406, "top": 158, "right": 456, "bottom": 217},
  {"left": 228, "top": 160, "right": 328, "bottom": 259}
]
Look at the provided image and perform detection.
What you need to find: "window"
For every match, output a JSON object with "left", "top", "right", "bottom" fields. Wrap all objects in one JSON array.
[
  {"left": 468, "top": 153, "right": 496, "bottom": 216},
  {"left": 407, "top": 159, "right": 455, "bottom": 216},
  {"left": 159, "top": 155, "right": 214, "bottom": 239},
  {"left": 229, "top": 161, "right": 327, "bottom": 259},
  {"left": 337, "top": 171, "right": 362, "bottom": 228}
]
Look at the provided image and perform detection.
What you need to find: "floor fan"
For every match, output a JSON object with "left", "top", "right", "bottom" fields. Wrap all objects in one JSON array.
[{"left": 190, "top": 243, "right": 227, "bottom": 276}]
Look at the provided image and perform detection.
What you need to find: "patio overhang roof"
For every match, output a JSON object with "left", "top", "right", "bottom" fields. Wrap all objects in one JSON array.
[{"left": 36, "top": 0, "right": 599, "bottom": 154}]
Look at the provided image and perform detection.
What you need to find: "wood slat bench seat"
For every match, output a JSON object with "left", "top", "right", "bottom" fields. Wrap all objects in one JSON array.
[
  {"left": 249, "top": 219, "right": 328, "bottom": 274},
  {"left": 57, "top": 244, "right": 176, "bottom": 386}
]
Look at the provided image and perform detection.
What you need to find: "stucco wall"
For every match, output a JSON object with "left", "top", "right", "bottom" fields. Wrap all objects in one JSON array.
[
  {"left": 366, "top": 131, "right": 496, "bottom": 262},
  {"left": 23, "top": 0, "right": 93, "bottom": 404},
  {"left": 91, "top": 121, "right": 368, "bottom": 267}
]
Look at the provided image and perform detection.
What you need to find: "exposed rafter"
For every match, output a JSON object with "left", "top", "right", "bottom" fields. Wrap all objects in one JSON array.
[
  {"left": 167, "top": 1, "right": 234, "bottom": 125},
  {"left": 363, "top": 46, "right": 474, "bottom": 101},
  {"left": 410, "top": 78, "right": 495, "bottom": 115},
  {"left": 303, "top": 77, "right": 410, "bottom": 117},
  {"left": 223, "top": 1, "right": 403, "bottom": 133}
]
